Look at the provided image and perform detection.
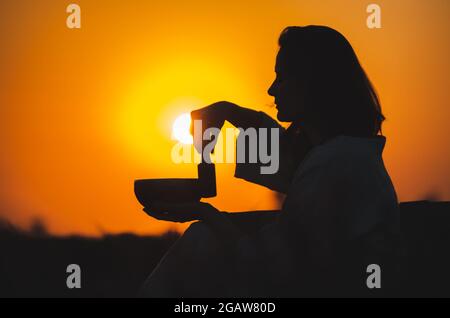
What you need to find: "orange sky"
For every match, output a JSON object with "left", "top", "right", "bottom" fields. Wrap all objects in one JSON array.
[{"left": 0, "top": 0, "right": 449, "bottom": 236}]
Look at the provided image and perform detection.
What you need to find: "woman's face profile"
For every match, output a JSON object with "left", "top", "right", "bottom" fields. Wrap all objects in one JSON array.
[{"left": 268, "top": 49, "right": 308, "bottom": 123}]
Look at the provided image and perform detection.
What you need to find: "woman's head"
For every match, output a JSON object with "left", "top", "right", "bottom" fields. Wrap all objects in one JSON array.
[{"left": 268, "top": 25, "right": 384, "bottom": 137}]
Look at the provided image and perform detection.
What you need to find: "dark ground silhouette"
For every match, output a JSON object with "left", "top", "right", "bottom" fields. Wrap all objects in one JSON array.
[
  {"left": 0, "top": 200, "right": 449, "bottom": 298},
  {"left": 0, "top": 221, "right": 179, "bottom": 298}
]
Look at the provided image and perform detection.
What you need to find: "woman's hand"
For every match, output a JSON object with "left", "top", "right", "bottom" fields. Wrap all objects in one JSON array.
[
  {"left": 190, "top": 101, "right": 234, "bottom": 132},
  {"left": 146, "top": 201, "right": 244, "bottom": 246},
  {"left": 190, "top": 101, "right": 265, "bottom": 149},
  {"left": 190, "top": 101, "right": 235, "bottom": 153},
  {"left": 143, "top": 201, "right": 219, "bottom": 223}
]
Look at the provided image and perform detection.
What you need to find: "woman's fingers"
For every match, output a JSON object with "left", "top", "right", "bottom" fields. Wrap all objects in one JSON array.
[
  {"left": 144, "top": 208, "right": 189, "bottom": 223},
  {"left": 190, "top": 101, "right": 229, "bottom": 133},
  {"left": 143, "top": 208, "right": 169, "bottom": 220},
  {"left": 152, "top": 201, "right": 196, "bottom": 213},
  {"left": 190, "top": 102, "right": 231, "bottom": 155},
  {"left": 143, "top": 201, "right": 203, "bottom": 223},
  {"left": 143, "top": 201, "right": 218, "bottom": 224}
]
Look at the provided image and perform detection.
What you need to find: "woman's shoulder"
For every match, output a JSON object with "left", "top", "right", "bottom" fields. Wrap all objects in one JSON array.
[{"left": 285, "top": 135, "right": 399, "bottom": 240}]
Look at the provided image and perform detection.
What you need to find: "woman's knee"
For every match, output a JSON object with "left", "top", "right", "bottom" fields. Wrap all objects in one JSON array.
[
  {"left": 182, "top": 221, "right": 218, "bottom": 253},
  {"left": 184, "top": 221, "right": 213, "bottom": 239}
]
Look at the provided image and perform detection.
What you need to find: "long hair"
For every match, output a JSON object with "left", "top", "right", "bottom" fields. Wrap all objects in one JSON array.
[{"left": 278, "top": 26, "right": 384, "bottom": 138}]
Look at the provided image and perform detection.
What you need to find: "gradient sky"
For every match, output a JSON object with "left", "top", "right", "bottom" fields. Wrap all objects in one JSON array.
[{"left": 1, "top": 0, "right": 449, "bottom": 236}]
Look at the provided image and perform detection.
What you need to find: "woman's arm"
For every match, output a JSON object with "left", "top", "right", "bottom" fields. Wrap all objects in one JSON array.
[
  {"left": 222, "top": 103, "right": 272, "bottom": 130},
  {"left": 144, "top": 202, "right": 280, "bottom": 248},
  {"left": 221, "top": 210, "right": 280, "bottom": 235},
  {"left": 191, "top": 101, "right": 282, "bottom": 131},
  {"left": 201, "top": 210, "right": 282, "bottom": 250}
]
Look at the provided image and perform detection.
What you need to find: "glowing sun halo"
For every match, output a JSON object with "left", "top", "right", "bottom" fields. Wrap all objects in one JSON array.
[{"left": 172, "top": 113, "right": 193, "bottom": 144}]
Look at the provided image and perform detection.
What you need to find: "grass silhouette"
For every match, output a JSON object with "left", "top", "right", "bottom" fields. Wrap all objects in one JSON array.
[{"left": 0, "top": 219, "right": 179, "bottom": 297}]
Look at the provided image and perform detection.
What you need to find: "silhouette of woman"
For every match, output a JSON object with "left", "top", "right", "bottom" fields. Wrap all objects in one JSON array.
[{"left": 140, "top": 26, "right": 400, "bottom": 297}]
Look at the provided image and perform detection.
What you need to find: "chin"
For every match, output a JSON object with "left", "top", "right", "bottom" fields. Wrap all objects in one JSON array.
[{"left": 276, "top": 110, "right": 291, "bottom": 122}]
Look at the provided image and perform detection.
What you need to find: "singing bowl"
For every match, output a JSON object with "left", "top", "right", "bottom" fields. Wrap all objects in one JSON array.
[{"left": 134, "top": 178, "right": 202, "bottom": 208}]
